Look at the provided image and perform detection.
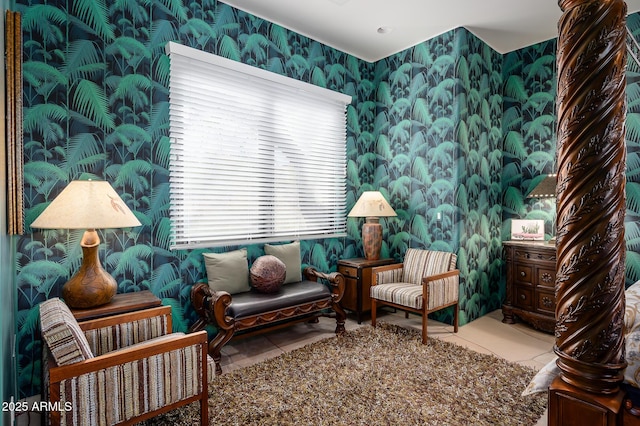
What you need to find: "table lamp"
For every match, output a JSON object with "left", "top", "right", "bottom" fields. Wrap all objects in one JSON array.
[
  {"left": 31, "top": 180, "right": 141, "bottom": 308},
  {"left": 527, "top": 173, "right": 557, "bottom": 244},
  {"left": 527, "top": 173, "right": 557, "bottom": 198},
  {"left": 348, "top": 191, "right": 396, "bottom": 260}
]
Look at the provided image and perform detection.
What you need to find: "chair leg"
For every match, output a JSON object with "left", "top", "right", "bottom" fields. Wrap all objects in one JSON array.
[
  {"left": 200, "top": 386, "right": 208, "bottom": 426},
  {"left": 453, "top": 303, "right": 459, "bottom": 333},
  {"left": 421, "top": 310, "right": 428, "bottom": 344},
  {"left": 405, "top": 311, "right": 409, "bottom": 319},
  {"left": 371, "top": 298, "right": 377, "bottom": 327}
]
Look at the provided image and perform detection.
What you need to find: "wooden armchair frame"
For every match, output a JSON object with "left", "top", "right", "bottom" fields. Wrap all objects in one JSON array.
[
  {"left": 370, "top": 260, "right": 459, "bottom": 344},
  {"left": 45, "top": 306, "right": 209, "bottom": 426}
]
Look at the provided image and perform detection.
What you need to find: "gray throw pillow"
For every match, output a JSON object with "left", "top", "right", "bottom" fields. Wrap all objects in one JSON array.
[
  {"left": 264, "top": 241, "right": 302, "bottom": 284},
  {"left": 203, "top": 248, "right": 250, "bottom": 294}
]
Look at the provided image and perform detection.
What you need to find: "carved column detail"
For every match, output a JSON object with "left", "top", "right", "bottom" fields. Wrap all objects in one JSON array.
[{"left": 554, "top": 0, "right": 627, "bottom": 395}]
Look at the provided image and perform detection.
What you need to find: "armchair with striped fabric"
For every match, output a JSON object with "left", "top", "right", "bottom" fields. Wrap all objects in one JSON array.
[
  {"left": 370, "top": 248, "right": 460, "bottom": 344},
  {"left": 39, "top": 298, "right": 213, "bottom": 426}
]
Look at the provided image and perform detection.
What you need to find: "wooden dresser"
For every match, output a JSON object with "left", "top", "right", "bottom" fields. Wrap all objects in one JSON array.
[
  {"left": 338, "top": 257, "right": 395, "bottom": 324},
  {"left": 502, "top": 240, "right": 556, "bottom": 333}
]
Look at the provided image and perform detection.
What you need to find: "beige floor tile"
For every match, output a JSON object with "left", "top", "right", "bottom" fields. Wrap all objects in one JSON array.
[
  {"left": 439, "top": 333, "right": 497, "bottom": 355},
  {"left": 266, "top": 320, "right": 341, "bottom": 351},
  {"left": 455, "top": 317, "right": 553, "bottom": 362}
]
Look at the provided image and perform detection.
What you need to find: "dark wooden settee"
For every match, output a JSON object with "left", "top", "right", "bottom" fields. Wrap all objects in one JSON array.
[{"left": 190, "top": 266, "right": 346, "bottom": 375}]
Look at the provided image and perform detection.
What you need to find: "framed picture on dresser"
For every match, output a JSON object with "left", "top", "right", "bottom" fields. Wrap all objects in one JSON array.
[{"left": 510, "top": 219, "right": 544, "bottom": 241}]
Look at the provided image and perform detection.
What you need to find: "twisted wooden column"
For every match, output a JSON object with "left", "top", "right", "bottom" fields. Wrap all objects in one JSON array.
[{"left": 554, "top": 0, "right": 627, "bottom": 398}]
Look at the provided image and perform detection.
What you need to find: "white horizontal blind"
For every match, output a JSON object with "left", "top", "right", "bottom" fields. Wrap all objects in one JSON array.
[{"left": 166, "top": 42, "right": 351, "bottom": 249}]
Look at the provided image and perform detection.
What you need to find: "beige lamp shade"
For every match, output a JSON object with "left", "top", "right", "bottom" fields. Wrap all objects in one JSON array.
[
  {"left": 347, "top": 191, "right": 397, "bottom": 218},
  {"left": 31, "top": 180, "right": 141, "bottom": 229},
  {"left": 527, "top": 174, "right": 557, "bottom": 199},
  {"left": 31, "top": 180, "right": 141, "bottom": 309}
]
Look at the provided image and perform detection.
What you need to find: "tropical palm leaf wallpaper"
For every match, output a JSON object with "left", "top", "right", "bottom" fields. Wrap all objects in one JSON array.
[
  {"left": 501, "top": 39, "right": 557, "bottom": 240},
  {"left": 12, "top": 0, "right": 640, "bottom": 399},
  {"left": 627, "top": 13, "right": 640, "bottom": 286},
  {"left": 502, "top": 14, "right": 640, "bottom": 290},
  {"left": 371, "top": 29, "right": 504, "bottom": 326}
]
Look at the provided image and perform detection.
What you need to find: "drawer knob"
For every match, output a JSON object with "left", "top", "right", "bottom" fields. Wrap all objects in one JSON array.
[
  {"left": 520, "top": 271, "right": 526, "bottom": 277},
  {"left": 520, "top": 294, "right": 526, "bottom": 300}
]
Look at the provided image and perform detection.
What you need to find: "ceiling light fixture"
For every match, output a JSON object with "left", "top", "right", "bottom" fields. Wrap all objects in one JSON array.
[{"left": 377, "top": 26, "right": 392, "bottom": 34}]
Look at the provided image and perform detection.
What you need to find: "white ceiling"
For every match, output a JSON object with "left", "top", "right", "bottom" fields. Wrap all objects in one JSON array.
[{"left": 220, "top": 0, "right": 640, "bottom": 62}]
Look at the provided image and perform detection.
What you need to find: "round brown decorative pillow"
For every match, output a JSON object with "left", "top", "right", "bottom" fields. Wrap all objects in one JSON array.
[{"left": 250, "top": 255, "right": 286, "bottom": 293}]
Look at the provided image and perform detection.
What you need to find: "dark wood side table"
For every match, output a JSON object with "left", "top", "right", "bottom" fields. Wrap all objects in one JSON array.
[
  {"left": 70, "top": 290, "right": 161, "bottom": 321},
  {"left": 338, "top": 257, "right": 395, "bottom": 324},
  {"left": 502, "top": 241, "right": 556, "bottom": 333}
]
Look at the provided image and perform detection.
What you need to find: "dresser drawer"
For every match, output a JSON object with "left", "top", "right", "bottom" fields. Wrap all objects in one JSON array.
[
  {"left": 537, "top": 267, "right": 555, "bottom": 288},
  {"left": 514, "top": 285, "right": 534, "bottom": 310},
  {"left": 338, "top": 265, "right": 358, "bottom": 279},
  {"left": 515, "top": 264, "right": 533, "bottom": 285},
  {"left": 536, "top": 290, "right": 556, "bottom": 315}
]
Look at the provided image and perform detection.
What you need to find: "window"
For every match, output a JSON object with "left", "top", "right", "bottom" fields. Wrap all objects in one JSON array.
[{"left": 166, "top": 42, "right": 351, "bottom": 249}]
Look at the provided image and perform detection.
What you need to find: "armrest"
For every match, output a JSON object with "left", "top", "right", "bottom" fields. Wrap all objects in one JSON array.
[
  {"left": 80, "top": 306, "right": 172, "bottom": 356},
  {"left": 189, "top": 282, "right": 234, "bottom": 333},
  {"left": 421, "top": 269, "right": 460, "bottom": 285},
  {"left": 371, "top": 263, "right": 403, "bottom": 286},
  {"left": 422, "top": 269, "right": 460, "bottom": 304},
  {"left": 304, "top": 266, "right": 345, "bottom": 303},
  {"left": 48, "top": 330, "right": 208, "bottom": 425},
  {"left": 49, "top": 330, "right": 207, "bottom": 382}
]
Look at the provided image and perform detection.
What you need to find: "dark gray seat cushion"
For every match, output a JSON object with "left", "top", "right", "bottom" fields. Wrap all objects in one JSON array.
[{"left": 228, "top": 280, "right": 331, "bottom": 319}]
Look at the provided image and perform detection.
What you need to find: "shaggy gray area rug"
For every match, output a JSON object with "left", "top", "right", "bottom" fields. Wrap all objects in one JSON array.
[{"left": 147, "top": 322, "right": 547, "bottom": 425}]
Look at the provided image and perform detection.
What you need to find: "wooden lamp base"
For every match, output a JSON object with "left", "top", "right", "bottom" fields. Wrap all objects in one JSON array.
[
  {"left": 362, "top": 217, "right": 382, "bottom": 260},
  {"left": 62, "top": 229, "right": 117, "bottom": 309}
]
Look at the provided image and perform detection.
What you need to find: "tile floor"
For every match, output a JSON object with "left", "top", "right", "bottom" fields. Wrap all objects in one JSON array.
[{"left": 220, "top": 308, "right": 555, "bottom": 425}]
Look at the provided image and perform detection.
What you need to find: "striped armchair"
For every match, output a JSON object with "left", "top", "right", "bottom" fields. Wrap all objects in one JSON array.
[
  {"left": 39, "top": 298, "right": 212, "bottom": 426},
  {"left": 370, "top": 248, "right": 459, "bottom": 344}
]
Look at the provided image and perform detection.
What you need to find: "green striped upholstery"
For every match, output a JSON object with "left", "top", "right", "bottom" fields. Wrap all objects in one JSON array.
[
  {"left": 108, "top": 332, "right": 215, "bottom": 382},
  {"left": 371, "top": 283, "right": 423, "bottom": 309},
  {"left": 375, "top": 267, "right": 403, "bottom": 285},
  {"left": 83, "top": 314, "right": 170, "bottom": 356},
  {"left": 39, "top": 298, "right": 94, "bottom": 365},
  {"left": 402, "top": 249, "right": 455, "bottom": 285},
  {"left": 41, "top": 300, "right": 211, "bottom": 426},
  {"left": 370, "top": 249, "right": 458, "bottom": 310},
  {"left": 426, "top": 273, "right": 459, "bottom": 309},
  {"left": 57, "top": 345, "right": 206, "bottom": 426}
]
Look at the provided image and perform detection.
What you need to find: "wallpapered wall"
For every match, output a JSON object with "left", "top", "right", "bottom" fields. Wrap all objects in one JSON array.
[
  {"left": 13, "top": 0, "right": 640, "bottom": 399},
  {"left": 502, "top": 39, "right": 557, "bottom": 239},
  {"left": 14, "top": 0, "right": 500, "bottom": 398},
  {"left": 370, "top": 31, "right": 504, "bottom": 325},
  {"left": 501, "top": 14, "right": 640, "bottom": 288},
  {"left": 625, "top": 14, "right": 640, "bottom": 283}
]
